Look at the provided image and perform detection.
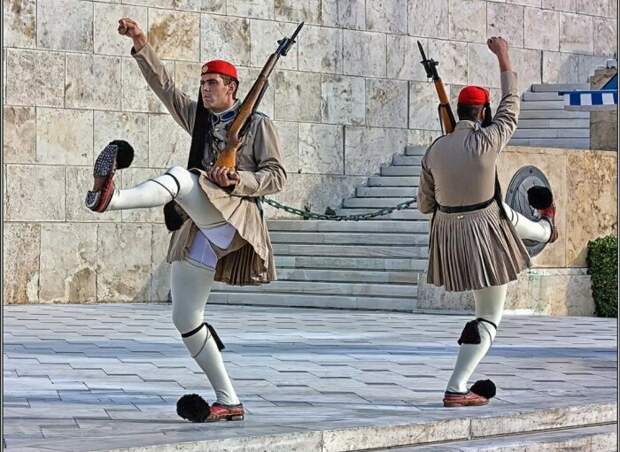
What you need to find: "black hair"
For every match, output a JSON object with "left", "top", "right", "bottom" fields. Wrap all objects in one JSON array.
[
  {"left": 220, "top": 74, "right": 239, "bottom": 100},
  {"left": 457, "top": 103, "right": 493, "bottom": 127},
  {"left": 457, "top": 103, "right": 484, "bottom": 121}
]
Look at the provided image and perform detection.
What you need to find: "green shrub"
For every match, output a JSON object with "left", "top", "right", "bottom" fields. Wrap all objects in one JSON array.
[{"left": 586, "top": 234, "right": 618, "bottom": 317}]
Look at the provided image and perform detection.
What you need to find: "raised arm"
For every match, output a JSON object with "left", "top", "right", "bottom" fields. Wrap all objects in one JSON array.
[
  {"left": 118, "top": 18, "right": 197, "bottom": 134},
  {"left": 474, "top": 37, "right": 520, "bottom": 153}
]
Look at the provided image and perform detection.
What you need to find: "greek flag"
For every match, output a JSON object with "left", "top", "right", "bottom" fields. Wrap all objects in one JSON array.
[
  {"left": 558, "top": 90, "right": 618, "bottom": 111},
  {"left": 559, "top": 89, "right": 618, "bottom": 111}
]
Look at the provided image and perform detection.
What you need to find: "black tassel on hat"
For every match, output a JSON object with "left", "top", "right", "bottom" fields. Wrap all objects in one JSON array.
[
  {"left": 108, "top": 140, "right": 134, "bottom": 169},
  {"left": 470, "top": 379, "right": 496, "bottom": 399},
  {"left": 527, "top": 186, "right": 553, "bottom": 210},
  {"left": 177, "top": 393, "right": 211, "bottom": 422}
]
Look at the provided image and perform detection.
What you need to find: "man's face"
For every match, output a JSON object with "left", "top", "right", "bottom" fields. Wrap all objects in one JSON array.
[{"left": 200, "top": 73, "right": 235, "bottom": 112}]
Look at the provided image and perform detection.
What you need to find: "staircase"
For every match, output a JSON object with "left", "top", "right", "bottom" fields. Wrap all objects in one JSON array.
[
  {"left": 510, "top": 83, "right": 591, "bottom": 149},
  {"left": 211, "top": 145, "right": 430, "bottom": 312}
]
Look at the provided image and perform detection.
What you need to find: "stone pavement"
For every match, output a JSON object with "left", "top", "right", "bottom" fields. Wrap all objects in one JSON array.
[{"left": 3, "top": 303, "right": 617, "bottom": 451}]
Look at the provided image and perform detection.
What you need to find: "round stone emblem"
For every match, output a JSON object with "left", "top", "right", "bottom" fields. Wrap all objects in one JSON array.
[{"left": 505, "top": 166, "right": 551, "bottom": 257}]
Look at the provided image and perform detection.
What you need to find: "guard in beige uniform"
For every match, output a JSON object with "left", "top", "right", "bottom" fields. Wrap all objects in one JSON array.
[
  {"left": 417, "top": 37, "right": 558, "bottom": 407},
  {"left": 85, "top": 18, "right": 286, "bottom": 422}
]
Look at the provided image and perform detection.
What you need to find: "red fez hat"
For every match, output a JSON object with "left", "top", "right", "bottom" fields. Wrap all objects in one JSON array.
[
  {"left": 201, "top": 59, "right": 238, "bottom": 81},
  {"left": 458, "top": 85, "right": 490, "bottom": 105}
]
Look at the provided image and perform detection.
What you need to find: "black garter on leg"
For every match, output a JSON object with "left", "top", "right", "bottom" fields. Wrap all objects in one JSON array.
[
  {"left": 458, "top": 320, "right": 482, "bottom": 344},
  {"left": 206, "top": 323, "right": 225, "bottom": 351},
  {"left": 177, "top": 394, "right": 210, "bottom": 422},
  {"left": 180, "top": 323, "right": 226, "bottom": 351},
  {"left": 457, "top": 318, "right": 498, "bottom": 345},
  {"left": 163, "top": 202, "right": 184, "bottom": 231}
]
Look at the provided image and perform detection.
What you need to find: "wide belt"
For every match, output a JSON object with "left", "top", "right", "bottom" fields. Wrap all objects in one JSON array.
[{"left": 438, "top": 197, "right": 494, "bottom": 214}]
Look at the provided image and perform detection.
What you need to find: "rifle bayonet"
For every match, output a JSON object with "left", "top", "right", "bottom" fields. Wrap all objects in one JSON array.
[
  {"left": 213, "top": 22, "right": 304, "bottom": 171},
  {"left": 418, "top": 40, "right": 440, "bottom": 81},
  {"left": 277, "top": 22, "right": 304, "bottom": 57},
  {"left": 417, "top": 40, "right": 455, "bottom": 134}
]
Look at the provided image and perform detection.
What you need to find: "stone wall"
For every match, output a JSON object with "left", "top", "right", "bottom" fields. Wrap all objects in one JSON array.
[
  {"left": 418, "top": 146, "right": 617, "bottom": 316},
  {"left": 590, "top": 66, "right": 618, "bottom": 151},
  {"left": 3, "top": 0, "right": 617, "bottom": 304}
]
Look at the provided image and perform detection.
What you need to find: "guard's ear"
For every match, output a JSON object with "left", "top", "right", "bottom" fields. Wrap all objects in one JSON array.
[{"left": 227, "top": 80, "right": 238, "bottom": 99}]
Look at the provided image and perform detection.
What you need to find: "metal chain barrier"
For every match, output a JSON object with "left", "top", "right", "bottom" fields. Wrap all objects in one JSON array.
[{"left": 260, "top": 196, "right": 417, "bottom": 221}]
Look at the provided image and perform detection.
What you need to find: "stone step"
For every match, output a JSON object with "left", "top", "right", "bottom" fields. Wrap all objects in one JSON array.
[
  {"left": 356, "top": 186, "right": 419, "bottom": 198},
  {"left": 522, "top": 91, "right": 565, "bottom": 101},
  {"left": 368, "top": 176, "right": 420, "bottom": 187},
  {"left": 275, "top": 255, "right": 428, "bottom": 271},
  {"left": 381, "top": 165, "right": 422, "bottom": 176},
  {"left": 213, "top": 280, "right": 418, "bottom": 299},
  {"left": 392, "top": 154, "right": 423, "bottom": 165},
  {"left": 273, "top": 243, "right": 428, "bottom": 258},
  {"left": 209, "top": 292, "right": 417, "bottom": 311},
  {"left": 513, "top": 128, "right": 590, "bottom": 139},
  {"left": 531, "top": 83, "right": 589, "bottom": 92},
  {"left": 509, "top": 137, "right": 590, "bottom": 148},
  {"left": 404, "top": 145, "right": 427, "bottom": 156},
  {"left": 517, "top": 118, "right": 590, "bottom": 128},
  {"left": 520, "top": 100, "right": 566, "bottom": 110},
  {"left": 267, "top": 220, "right": 428, "bottom": 234},
  {"left": 270, "top": 231, "right": 428, "bottom": 246},
  {"left": 342, "top": 197, "right": 417, "bottom": 209},
  {"left": 392, "top": 424, "right": 617, "bottom": 452},
  {"left": 335, "top": 208, "right": 428, "bottom": 221},
  {"left": 519, "top": 109, "right": 590, "bottom": 119},
  {"left": 275, "top": 268, "right": 421, "bottom": 284}
]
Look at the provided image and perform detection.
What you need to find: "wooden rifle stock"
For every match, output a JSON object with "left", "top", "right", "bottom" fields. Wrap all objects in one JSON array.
[
  {"left": 215, "top": 22, "right": 304, "bottom": 170},
  {"left": 418, "top": 41, "right": 456, "bottom": 134}
]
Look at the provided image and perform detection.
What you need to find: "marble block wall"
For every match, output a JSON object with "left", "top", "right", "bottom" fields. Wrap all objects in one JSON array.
[
  {"left": 590, "top": 66, "right": 618, "bottom": 151},
  {"left": 3, "top": 0, "right": 617, "bottom": 304}
]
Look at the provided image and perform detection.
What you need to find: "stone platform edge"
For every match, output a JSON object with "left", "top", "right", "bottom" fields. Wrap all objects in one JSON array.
[{"left": 108, "top": 401, "right": 616, "bottom": 452}]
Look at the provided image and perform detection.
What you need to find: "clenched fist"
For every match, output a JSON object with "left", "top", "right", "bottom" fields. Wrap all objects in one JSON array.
[
  {"left": 487, "top": 36, "right": 512, "bottom": 72},
  {"left": 118, "top": 18, "right": 147, "bottom": 52},
  {"left": 487, "top": 36, "right": 508, "bottom": 56}
]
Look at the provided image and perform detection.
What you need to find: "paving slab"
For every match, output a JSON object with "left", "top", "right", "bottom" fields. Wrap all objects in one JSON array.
[{"left": 2, "top": 303, "right": 617, "bottom": 451}]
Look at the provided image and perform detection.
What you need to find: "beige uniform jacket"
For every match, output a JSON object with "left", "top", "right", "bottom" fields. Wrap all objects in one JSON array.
[
  {"left": 417, "top": 71, "right": 520, "bottom": 213},
  {"left": 132, "top": 43, "right": 287, "bottom": 285}
]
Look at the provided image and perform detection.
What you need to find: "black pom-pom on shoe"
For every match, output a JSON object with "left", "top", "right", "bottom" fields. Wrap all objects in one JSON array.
[
  {"left": 527, "top": 186, "right": 553, "bottom": 210},
  {"left": 108, "top": 140, "right": 134, "bottom": 169},
  {"left": 470, "top": 379, "right": 496, "bottom": 399},
  {"left": 177, "top": 393, "right": 211, "bottom": 422}
]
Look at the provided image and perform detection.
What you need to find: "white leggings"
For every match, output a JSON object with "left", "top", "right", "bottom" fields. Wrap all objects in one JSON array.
[
  {"left": 502, "top": 202, "right": 551, "bottom": 243},
  {"left": 446, "top": 203, "right": 551, "bottom": 394},
  {"left": 107, "top": 166, "right": 239, "bottom": 405},
  {"left": 108, "top": 166, "right": 226, "bottom": 229},
  {"left": 171, "top": 260, "right": 239, "bottom": 405}
]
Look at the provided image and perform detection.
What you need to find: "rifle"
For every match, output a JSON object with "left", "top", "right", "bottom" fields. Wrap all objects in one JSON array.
[
  {"left": 418, "top": 41, "right": 456, "bottom": 134},
  {"left": 214, "top": 22, "right": 304, "bottom": 171}
]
